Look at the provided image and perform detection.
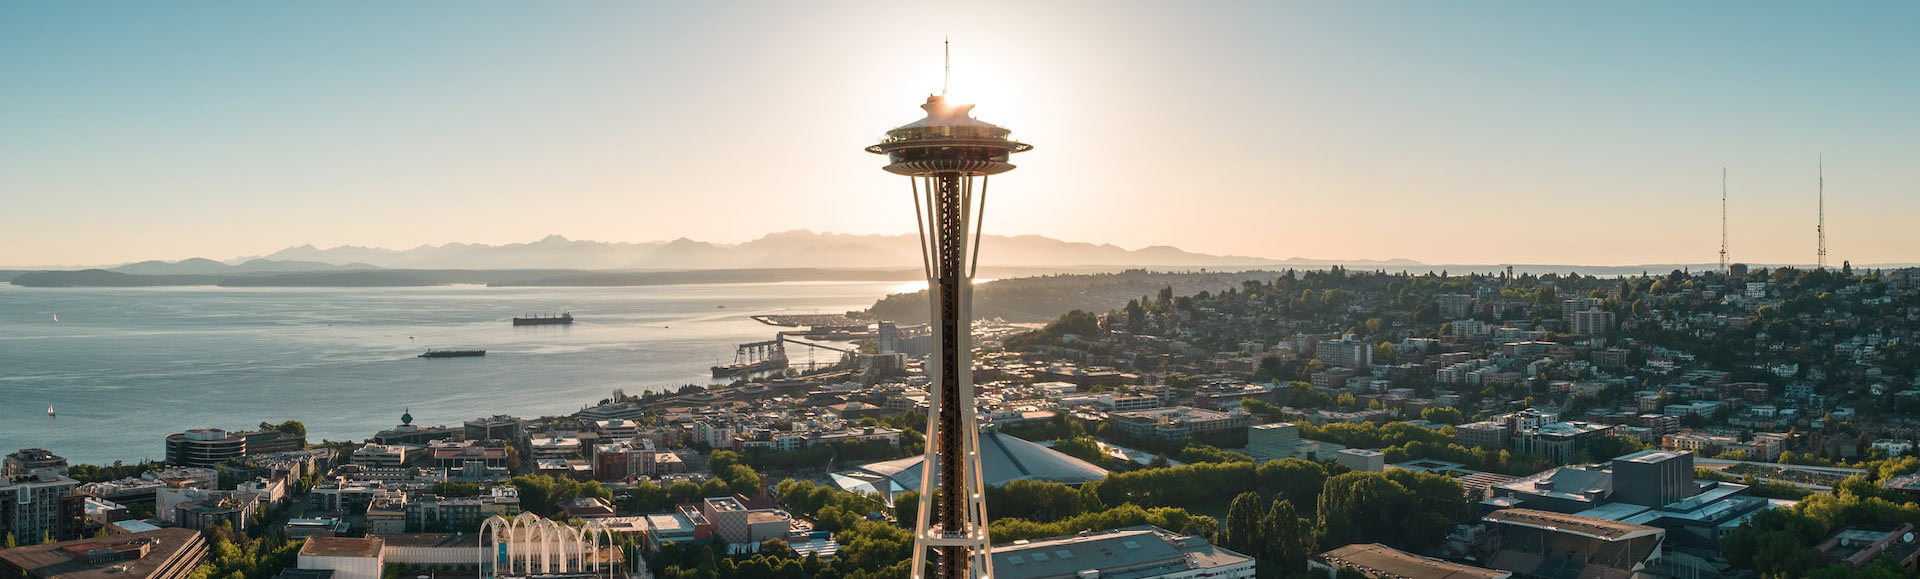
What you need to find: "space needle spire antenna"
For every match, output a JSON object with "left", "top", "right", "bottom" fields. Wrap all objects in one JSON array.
[
  {"left": 1719, "top": 167, "right": 1729, "bottom": 275},
  {"left": 1817, "top": 155, "right": 1827, "bottom": 269},
  {"left": 868, "top": 49, "right": 1032, "bottom": 579}
]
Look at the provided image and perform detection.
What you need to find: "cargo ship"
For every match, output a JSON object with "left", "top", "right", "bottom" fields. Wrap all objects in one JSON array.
[
  {"left": 420, "top": 349, "right": 486, "bottom": 358},
  {"left": 513, "top": 312, "right": 574, "bottom": 326}
]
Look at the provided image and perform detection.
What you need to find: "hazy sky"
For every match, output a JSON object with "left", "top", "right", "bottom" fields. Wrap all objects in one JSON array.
[{"left": 4, "top": 2, "right": 1917, "bottom": 267}]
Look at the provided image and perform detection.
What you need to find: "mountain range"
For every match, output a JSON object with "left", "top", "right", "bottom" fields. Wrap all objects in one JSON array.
[
  {"left": 220, "top": 231, "right": 1419, "bottom": 272},
  {"left": 110, "top": 257, "right": 382, "bottom": 275}
]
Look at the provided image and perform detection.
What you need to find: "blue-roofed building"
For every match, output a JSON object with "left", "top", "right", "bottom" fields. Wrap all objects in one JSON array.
[{"left": 1484, "top": 451, "right": 1780, "bottom": 553}]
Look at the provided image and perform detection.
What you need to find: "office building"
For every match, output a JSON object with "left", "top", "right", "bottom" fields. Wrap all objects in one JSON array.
[
  {"left": 462, "top": 416, "right": 523, "bottom": 442},
  {"left": 700, "top": 497, "right": 786, "bottom": 547},
  {"left": 1243, "top": 423, "right": 1346, "bottom": 463},
  {"left": 241, "top": 431, "right": 305, "bottom": 455},
  {"left": 1486, "top": 451, "right": 1773, "bottom": 551},
  {"left": 1484, "top": 509, "right": 1663, "bottom": 578},
  {"left": 164, "top": 430, "right": 246, "bottom": 468},
  {"left": 1110, "top": 406, "right": 1253, "bottom": 444},
  {"left": 1454, "top": 422, "right": 1506, "bottom": 449},
  {"left": 1510, "top": 421, "right": 1613, "bottom": 464}
]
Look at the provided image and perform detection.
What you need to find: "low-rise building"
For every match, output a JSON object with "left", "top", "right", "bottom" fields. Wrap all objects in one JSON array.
[
  {"left": 296, "top": 538, "right": 383, "bottom": 579},
  {"left": 991, "top": 525, "right": 1254, "bottom": 579},
  {"left": 1310, "top": 543, "right": 1509, "bottom": 579},
  {"left": 1109, "top": 406, "right": 1252, "bottom": 443},
  {"left": 1814, "top": 524, "right": 1920, "bottom": 574},
  {"left": 1242, "top": 423, "right": 1346, "bottom": 463},
  {"left": 1484, "top": 509, "right": 1663, "bottom": 578},
  {"left": 463, "top": 416, "right": 523, "bottom": 442},
  {"left": 350, "top": 445, "right": 413, "bottom": 468},
  {"left": 0, "top": 528, "right": 207, "bottom": 579}
]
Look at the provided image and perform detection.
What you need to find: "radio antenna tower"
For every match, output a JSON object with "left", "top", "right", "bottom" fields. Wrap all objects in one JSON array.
[
  {"left": 1817, "top": 155, "right": 1827, "bottom": 269},
  {"left": 868, "top": 50, "right": 1032, "bottom": 579},
  {"left": 1719, "top": 167, "right": 1729, "bottom": 275}
]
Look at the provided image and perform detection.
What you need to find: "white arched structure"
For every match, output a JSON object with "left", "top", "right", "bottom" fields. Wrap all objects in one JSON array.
[{"left": 479, "top": 513, "right": 622, "bottom": 579}]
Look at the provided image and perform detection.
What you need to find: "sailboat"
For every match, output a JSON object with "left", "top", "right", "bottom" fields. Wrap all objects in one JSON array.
[
  {"left": 47, "top": 406, "right": 55, "bottom": 417},
  {"left": 52, "top": 313, "right": 58, "bottom": 322}
]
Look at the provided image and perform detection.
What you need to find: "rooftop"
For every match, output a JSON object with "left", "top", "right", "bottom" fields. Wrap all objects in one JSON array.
[
  {"left": 365, "top": 534, "right": 466, "bottom": 548},
  {"left": 1316, "top": 543, "right": 1511, "bottom": 579},
  {"left": 838, "top": 429, "right": 1106, "bottom": 496},
  {"left": 1485, "top": 508, "right": 1662, "bottom": 541},
  {"left": 990, "top": 526, "right": 1251, "bottom": 579},
  {"left": 298, "top": 537, "right": 383, "bottom": 559},
  {"left": 0, "top": 528, "right": 204, "bottom": 579}
]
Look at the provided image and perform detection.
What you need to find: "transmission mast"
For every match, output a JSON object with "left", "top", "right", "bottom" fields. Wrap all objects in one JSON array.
[
  {"left": 1817, "top": 156, "right": 1827, "bottom": 269},
  {"left": 1719, "top": 167, "right": 1728, "bottom": 275}
]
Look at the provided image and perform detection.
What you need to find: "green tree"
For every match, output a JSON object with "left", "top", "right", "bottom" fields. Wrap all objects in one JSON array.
[
  {"left": 1219, "top": 492, "right": 1267, "bottom": 556},
  {"left": 1260, "top": 499, "right": 1313, "bottom": 578},
  {"left": 1419, "top": 406, "right": 1466, "bottom": 425},
  {"left": 1256, "top": 458, "right": 1328, "bottom": 513}
]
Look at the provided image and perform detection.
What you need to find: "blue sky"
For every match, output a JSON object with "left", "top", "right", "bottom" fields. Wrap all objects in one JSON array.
[{"left": 3, "top": 1, "right": 1916, "bottom": 266}]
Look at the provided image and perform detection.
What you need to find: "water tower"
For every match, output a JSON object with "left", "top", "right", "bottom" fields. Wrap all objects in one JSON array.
[{"left": 867, "top": 91, "right": 1031, "bottom": 579}]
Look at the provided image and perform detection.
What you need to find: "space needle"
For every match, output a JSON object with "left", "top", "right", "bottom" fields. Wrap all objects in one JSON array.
[{"left": 866, "top": 59, "right": 1032, "bottom": 579}]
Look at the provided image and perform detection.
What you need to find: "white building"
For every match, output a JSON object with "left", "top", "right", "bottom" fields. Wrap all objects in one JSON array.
[
  {"left": 298, "top": 537, "right": 385, "bottom": 579},
  {"left": 352, "top": 444, "right": 414, "bottom": 467}
]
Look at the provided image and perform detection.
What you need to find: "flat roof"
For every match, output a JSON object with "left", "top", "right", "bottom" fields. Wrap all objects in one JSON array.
[
  {"left": 1485, "top": 508, "right": 1661, "bottom": 541},
  {"left": 646, "top": 513, "right": 693, "bottom": 533},
  {"left": 298, "top": 537, "right": 383, "bottom": 559},
  {"left": 366, "top": 534, "right": 466, "bottom": 548},
  {"left": 1616, "top": 450, "right": 1686, "bottom": 464},
  {"left": 0, "top": 528, "right": 204, "bottom": 579},
  {"left": 990, "top": 525, "right": 1251, "bottom": 579},
  {"left": 1317, "top": 543, "right": 1511, "bottom": 579},
  {"left": 746, "top": 511, "right": 787, "bottom": 525}
]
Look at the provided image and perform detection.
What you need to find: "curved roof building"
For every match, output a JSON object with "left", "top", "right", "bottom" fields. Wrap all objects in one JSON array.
[{"left": 831, "top": 429, "right": 1108, "bottom": 501}]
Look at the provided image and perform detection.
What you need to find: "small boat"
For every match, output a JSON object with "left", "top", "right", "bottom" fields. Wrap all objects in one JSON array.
[
  {"left": 47, "top": 406, "right": 55, "bottom": 417},
  {"left": 419, "top": 349, "right": 486, "bottom": 358},
  {"left": 52, "top": 313, "right": 58, "bottom": 323}
]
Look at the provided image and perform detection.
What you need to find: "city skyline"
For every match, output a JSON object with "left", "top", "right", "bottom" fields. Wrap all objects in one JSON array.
[{"left": 5, "top": 2, "right": 1918, "bottom": 267}]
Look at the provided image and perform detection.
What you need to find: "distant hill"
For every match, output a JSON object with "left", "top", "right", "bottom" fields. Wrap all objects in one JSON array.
[
  {"left": 249, "top": 231, "right": 1336, "bottom": 271},
  {"left": 111, "top": 258, "right": 380, "bottom": 275},
  {"left": 11, "top": 269, "right": 225, "bottom": 287}
]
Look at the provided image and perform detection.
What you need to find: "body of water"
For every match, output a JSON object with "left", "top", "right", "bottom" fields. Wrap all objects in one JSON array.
[{"left": 0, "top": 282, "right": 897, "bottom": 465}]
